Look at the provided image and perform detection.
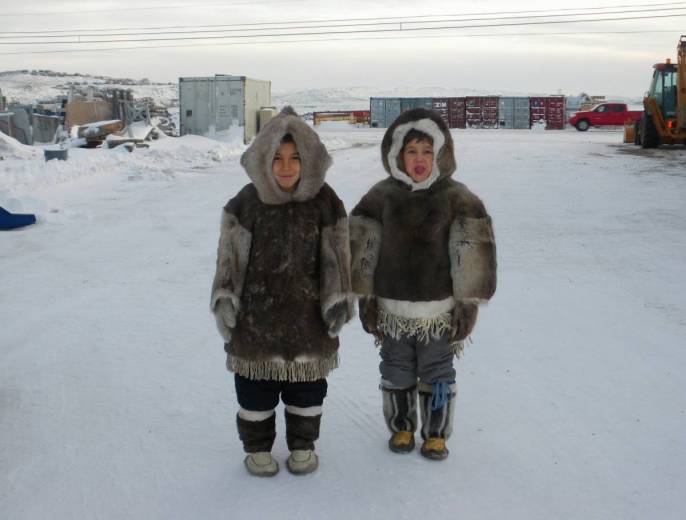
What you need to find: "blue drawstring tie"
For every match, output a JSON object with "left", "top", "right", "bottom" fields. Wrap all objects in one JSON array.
[{"left": 430, "top": 380, "right": 455, "bottom": 411}]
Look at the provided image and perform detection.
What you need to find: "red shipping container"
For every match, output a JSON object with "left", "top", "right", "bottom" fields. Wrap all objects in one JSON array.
[
  {"left": 432, "top": 98, "right": 450, "bottom": 127},
  {"left": 448, "top": 97, "right": 466, "bottom": 129},
  {"left": 481, "top": 96, "right": 499, "bottom": 128},
  {"left": 546, "top": 95, "right": 566, "bottom": 129},
  {"left": 530, "top": 96, "right": 548, "bottom": 126}
]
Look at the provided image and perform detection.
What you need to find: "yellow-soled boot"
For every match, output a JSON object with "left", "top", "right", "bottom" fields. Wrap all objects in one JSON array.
[
  {"left": 382, "top": 385, "right": 418, "bottom": 453},
  {"left": 418, "top": 381, "right": 456, "bottom": 461},
  {"left": 388, "top": 430, "right": 415, "bottom": 453},
  {"left": 420, "top": 437, "right": 449, "bottom": 461}
]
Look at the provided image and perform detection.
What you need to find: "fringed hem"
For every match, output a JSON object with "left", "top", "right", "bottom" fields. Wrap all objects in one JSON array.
[
  {"left": 452, "top": 340, "right": 465, "bottom": 359},
  {"left": 377, "top": 309, "right": 452, "bottom": 344},
  {"left": 377, "top": 309, "right": 468, "bottom": 358},
  {"left": 226, "top": 353, "right": 339, "bottom": 382}
]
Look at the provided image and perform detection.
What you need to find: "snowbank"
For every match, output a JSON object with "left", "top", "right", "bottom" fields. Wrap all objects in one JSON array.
[
  {"left": 0, "top": 130, "right": 41, "bottom": 160},
  {"left": 0, "top": 132, "right": 250, "bottom": 218}
]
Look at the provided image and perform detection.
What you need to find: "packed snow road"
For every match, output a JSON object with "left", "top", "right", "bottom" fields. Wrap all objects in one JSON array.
[{"left": 1, "top": 128, "right": 685, "bottom": 520}]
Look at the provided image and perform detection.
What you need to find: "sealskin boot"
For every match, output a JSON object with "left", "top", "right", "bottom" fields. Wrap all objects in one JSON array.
[
  {"left": 388, "top": 430, "right": 415, "bottom": 453},
  {"left": 381, "top": 385, "right": 418, "bottom": 453},
  {"left": 420, "top": 437, "right": 449, "bottom": 461},
  {"left": 286, "top": 449, "right": 319, "bottom": 475},
  {"left": 244, "top": 451, "right": 279, "bottom": 477},
  {"left": 418, "top": 381, "right": 457, "bottom": 462}
]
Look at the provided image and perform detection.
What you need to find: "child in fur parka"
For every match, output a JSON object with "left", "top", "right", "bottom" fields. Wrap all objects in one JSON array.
[
  {"left": 350, "top": 108, "right": 497, "bottom": 460},
  {"left": 211, "top": 106, "right": 353, "bottom": 476}
]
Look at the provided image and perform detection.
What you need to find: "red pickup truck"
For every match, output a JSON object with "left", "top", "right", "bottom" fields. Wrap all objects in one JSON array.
[{"left": 569, "top": 103, "right": 643, "bottom": 131}]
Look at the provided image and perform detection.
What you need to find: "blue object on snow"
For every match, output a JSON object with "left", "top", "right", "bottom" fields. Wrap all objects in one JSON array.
[{"left": 0, "top": 206, "right": 37, "bottom": 230}]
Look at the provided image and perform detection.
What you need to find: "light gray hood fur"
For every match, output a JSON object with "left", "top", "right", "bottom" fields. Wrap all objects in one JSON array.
[
  {"left": 240, "top": 106, "right": 332, "bottom": 205},
  {"left": 381, "top": 108, "right": 456, "bottom": 191}
]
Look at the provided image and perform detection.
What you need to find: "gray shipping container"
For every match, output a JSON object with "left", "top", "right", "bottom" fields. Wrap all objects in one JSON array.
[
  {"left": 385, "top": 98, "right": 401, "bottom": 128},
  {"left": 179, "top": 75, "right": 271, "bottom": 143},
  {"left": 370, "top": 97, "right": 403, "bottom": 128},
  {"left": 401, "top": 97, "right": 433, "bottom": 112},
  {"left": 499, "top": 97, "right": 530, "bottom": 129},
  {"left": 370, "top": 97, "right": 386, "bottom": 128}
]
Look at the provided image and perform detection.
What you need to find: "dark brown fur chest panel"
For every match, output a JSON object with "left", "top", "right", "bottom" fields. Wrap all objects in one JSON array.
[
  {"left": 250, "top": 204, "right": 321, "bottom": 275},
  {"left": 375, "top": 189, "right": 454, "bottom": 301},
  {"left": 232, "top": 201, "right": 336, "bottom": 362}
]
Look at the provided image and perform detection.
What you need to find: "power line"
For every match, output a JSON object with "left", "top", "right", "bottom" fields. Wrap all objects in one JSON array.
[
  {"left": 0, "top": 28, "right": 680, "bottom": 56},
  {"left": 3, "top": 0, "right": 686, "bottom": 33},
  {"left": 1, "top": 12, "right": 685, "bottom": 46},
  {"left": 0, "top": 0, "right": 305, "bottom": 17},
  {"left": 2, "top": 5, "right": 686, "bottom": 40}
]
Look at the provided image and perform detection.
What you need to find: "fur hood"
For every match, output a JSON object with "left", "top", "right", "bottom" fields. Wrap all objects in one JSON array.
[
  {"left": 381, "top": 108, "right": 456, "bottom": 191},
  {"left": 240, "top": 106, "right": 332, "bottom": 205}
]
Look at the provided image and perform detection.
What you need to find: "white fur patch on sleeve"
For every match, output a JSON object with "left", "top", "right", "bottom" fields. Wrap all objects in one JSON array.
[
  {"left": 349, "top": 215, "right": 383, "bottom": 296},
  {"left": 449, "top": 216, "right": 497, "bottom": 302}
]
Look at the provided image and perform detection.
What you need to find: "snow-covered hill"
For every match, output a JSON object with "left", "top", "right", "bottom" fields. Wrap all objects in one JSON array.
[
  {"left": 0, "top": 70, "right": 177, "bottom": 106},
  {"left": 1, "top": 70, "right": 642, "bottom": 114}
]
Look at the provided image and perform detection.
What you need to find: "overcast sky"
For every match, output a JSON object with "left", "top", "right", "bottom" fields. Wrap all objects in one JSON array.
[{"left": 0, "top": 0, "right": 683, "bottom": 96}]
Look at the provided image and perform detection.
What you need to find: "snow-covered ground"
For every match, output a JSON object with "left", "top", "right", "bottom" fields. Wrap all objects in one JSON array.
[{"left": 1, "top": 125, "right": 685, "bottom": 520}]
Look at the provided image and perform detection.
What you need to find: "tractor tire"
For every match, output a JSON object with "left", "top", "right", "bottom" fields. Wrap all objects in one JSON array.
[
  {"left": 640, "top": 114, "right": 660, "bottom": 148},
  {"left": 575, "top": 119, "right": 590, "bottom": 131},
  {"left": 633, "top": 119, "right": 641, "bottom": 145}
]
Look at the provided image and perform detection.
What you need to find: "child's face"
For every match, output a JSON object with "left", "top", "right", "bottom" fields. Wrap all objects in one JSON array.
[
  {"left": 272, "top": 141, "right": 301, "bottom": 192},
  {"left": 402, "top": 138, "right": 434, "bottom": 183}
]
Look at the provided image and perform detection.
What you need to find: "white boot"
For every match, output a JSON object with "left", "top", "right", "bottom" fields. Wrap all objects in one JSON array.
[
  {"left": 244, "top": 451, "right": 279, "bottom": 477},
  {"left": 286, "top": 449, "right": 319, "bottom": 475}
]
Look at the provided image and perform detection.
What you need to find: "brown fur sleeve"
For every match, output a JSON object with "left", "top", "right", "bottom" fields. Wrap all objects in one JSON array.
[
  {"left": 448, "top": 190, "right": 497, "bottom": 304},
  {"left": 319, "top": 186, "right": 354, "bottom": 331},
  {"left": 350, "top": 183, "right": 385, "bottom": 296},
  {"left": 210, "top": 188, "right": 253, "bottom": 313}
]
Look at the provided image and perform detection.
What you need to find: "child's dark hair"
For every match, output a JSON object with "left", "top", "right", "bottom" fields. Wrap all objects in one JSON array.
[
  {"left": 402, "top": 129, "right": 433, "bottom": 150},
  {"left": 281, "top": 133, "right": 295, "bottom": 144}
]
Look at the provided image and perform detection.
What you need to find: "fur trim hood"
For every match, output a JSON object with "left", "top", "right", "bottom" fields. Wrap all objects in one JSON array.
[
  {"left": 240, "top": 106, "right": 332, "bottom": 205},
  {"left": 381, "top": 108, "right": 456, "bottom": 191}
]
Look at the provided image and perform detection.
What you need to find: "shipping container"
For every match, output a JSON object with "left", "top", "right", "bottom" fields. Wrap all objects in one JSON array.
[
  {"left": 179, "top": 75, "right": 271, "bottom": 143},
  {"left": 370, "top": 97, "right": 386, "bottom": 127},
  {"left": 431, "top": 98, "right": 450, "bottom": 127},
  {"left": 465, "top": 97, "right": 482, "bottom": 128},
  {"left": 481, "top": 96, "right": 499, "bottom": 128},
  {"left": 402, "top": 97, "right": 433, "bottom": 112},
  {"left": 369, "top": 97, "right": 403, "bottom": 127},
  {"left": 448, "top": 97, "right": 466, "bottom": 129},
  {"left": 530, "top": 97, "right": 548, "bottom": 127},
  {"left": 546, "top": 95, "right": 566, "bottom": 129},
  {"left": 499, "top": 97, "right": 531, "bottom": 129},
  {"left": 498, "top": 97, "right": 514, "bottom": 128},
  {"left": 385, "top": 98, "right": 402, "bottom": 127}
]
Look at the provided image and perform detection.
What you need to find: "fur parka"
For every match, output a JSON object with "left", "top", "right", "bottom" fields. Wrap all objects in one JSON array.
[
  {"left": 211, "top": 106, "right": 353, "bottom": 381},
  {"left": 350, "top": 108, "right": 497, "bottom": 350}
]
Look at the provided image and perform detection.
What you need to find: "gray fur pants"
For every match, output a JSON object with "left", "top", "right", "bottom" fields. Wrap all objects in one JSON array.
[
  {"left": 379, "top": 332, "right": 456, "bottom": 389},
  {"left": 379, "top": 332, "right": 457, "bottom": 439}
]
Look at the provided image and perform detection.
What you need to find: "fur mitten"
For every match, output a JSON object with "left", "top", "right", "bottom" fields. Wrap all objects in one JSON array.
[
  {"left": 359, "top": 297, "right": 380, "bottom": 337},
  {"left": 214, "top": 298, "right": 237, "bottom": 342},
  {"left": 325, "top": 300, "right": 348, "bottom": 338},
  {"left": 450, "top": 302, "right": 479, "bottom": 342}
]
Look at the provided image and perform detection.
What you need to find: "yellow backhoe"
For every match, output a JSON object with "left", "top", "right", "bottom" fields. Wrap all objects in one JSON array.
[{"left": 635, "top": 35, "right": 686, "bottom": 147}]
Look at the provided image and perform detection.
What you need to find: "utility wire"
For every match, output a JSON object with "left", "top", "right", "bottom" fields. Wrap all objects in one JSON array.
[
  {"left": 3, "top": 0, "right": 686, "bottom": 33},
  {"left": 0, "top": 0, "right": 305, "bottom": 17},
  {"left": 0, "top": 28, "right": 680, "bottom": 56},
  {"left": 2, "top": 5, "right": 686, "bottom": 40},
  {"left": 1, "top": 12, "right": 685, "bottom": 46}
]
